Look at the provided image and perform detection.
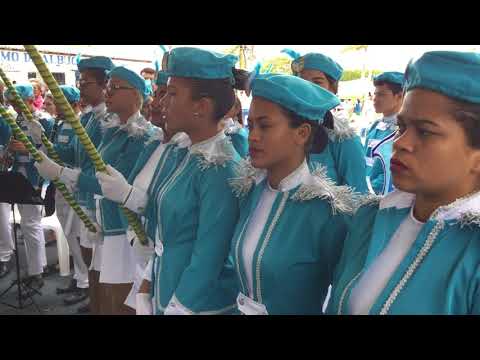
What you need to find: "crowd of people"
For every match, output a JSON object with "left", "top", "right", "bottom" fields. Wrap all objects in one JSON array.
[{"left": 0, "top": 46, "right": 479, "bottom": 315}]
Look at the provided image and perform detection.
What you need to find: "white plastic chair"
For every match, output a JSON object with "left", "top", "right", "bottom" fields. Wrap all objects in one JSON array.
[{"left": 8, "top": 205, "right": 71, "bottom": 277}]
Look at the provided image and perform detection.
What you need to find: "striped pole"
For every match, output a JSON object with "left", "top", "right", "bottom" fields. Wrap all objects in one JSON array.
[
  {"left": 24, "top": 45, "right": 148, "bottom": 244},
  {"left": 0, "top": 66, "right": 64, "bottom": 165},
  {"left": 0, "top": 105, "right": 97, "bottom": 232}
]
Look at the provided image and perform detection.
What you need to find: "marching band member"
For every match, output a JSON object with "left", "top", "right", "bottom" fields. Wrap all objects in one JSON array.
[
  {"left": 365, "top": 72, "right": 404, "bottom": 195},
  {"left": 48, "top": 56, "right": 114, "bottom": 314},
  {"left": 50, "top": 85, "right": 90, "bottom": 305},
  {"left": 4, "top": 83, "right": 54, "bottom": 297},
  {"left": 35, "top": 66, "right": 151, "bottom": 315},
  {"left": 229, "top": 74, "right": 354, "bottom": 315},
  {"left": 97, "top": 69, "right": 191, "bottom": 312},
  {"left": 108, "top": 47, "right": 244, "bottom": 315},
  {"left": 328, "top": 51, "right": 480, "bottom": 315},
  {"left": 282, "top": 49, "right": 368, "bottom": 193}
]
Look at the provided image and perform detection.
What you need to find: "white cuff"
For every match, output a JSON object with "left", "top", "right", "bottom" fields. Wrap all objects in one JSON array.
[
  {"left": 164, "top": 294, "right": 193, "bottom": 315},
  {"left": 143, "top": 258, "right": 153, "bottom": 282},
  {"left": 136, "top": 293, "right": 153, "bottom": 315},
  {"left": 59, "top": 167, "right": 81, "bottom": 189},
  {"left": 123, "top": 185, "right": 148, "bottom": 214}
]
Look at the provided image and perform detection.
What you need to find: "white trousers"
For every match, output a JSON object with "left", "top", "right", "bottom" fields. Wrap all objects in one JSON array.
[
  {"left": 0, "top": 203, "right": 14, "bottom": 262},
  {"left": 55, "top": 193, "right": 89, "bottom": 288},
  {"left": 17, "top": 204, "right": 47, "bottom": 276}
]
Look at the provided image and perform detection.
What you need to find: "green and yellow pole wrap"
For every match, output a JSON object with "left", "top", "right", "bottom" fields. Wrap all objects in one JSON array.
[
  {"left": 24, "top": 45, "right": 148, "bottom": 244},
  {"left": 0, "top": 105, "right": 97, "bottom": 233},
  {"left": 0, "top": 67, "right": 64, "bottom": 166}
]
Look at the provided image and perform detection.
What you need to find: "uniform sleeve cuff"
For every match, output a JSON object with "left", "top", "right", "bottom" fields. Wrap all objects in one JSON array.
[
  {"left": 123, "top": 185, "right": 148, "bottom": 214},
  {"left": 164, "top": 294, "right": 193, "bottom": 315}
]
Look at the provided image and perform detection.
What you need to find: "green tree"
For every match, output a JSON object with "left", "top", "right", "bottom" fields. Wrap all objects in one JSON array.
[
  {"left": 223, "top": 45, "right": 255, "bottom": 69},
  {"left": 341, "top": 69, "right": 382, "bottom": 82},
  {"left": 260, "top": 56, "right": 292, "bottom": 75}
]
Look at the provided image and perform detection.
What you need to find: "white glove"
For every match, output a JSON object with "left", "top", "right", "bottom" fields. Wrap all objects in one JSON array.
[
  {"left": 86, "top": 222, "right": 103, "bottom": 245},
  {"left": 58, "top": 167, "right": 81, "bottom": 189},
  {"left": 34, "top": 150, "right": 63, "bottom": 180},
  {"left": 26, "top": 119, "right": 44, "bottom": 145},
  {"left": 96, "top": 164, "right": 132, "bottom": 204},
  {"left": 136, "top": 293, "right": 153, "bottom": 315}
]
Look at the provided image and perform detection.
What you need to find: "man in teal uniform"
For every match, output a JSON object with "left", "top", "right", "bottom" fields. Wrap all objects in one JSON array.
[{"left": 364, "top": 72, "right": 404, "bottom": 184}]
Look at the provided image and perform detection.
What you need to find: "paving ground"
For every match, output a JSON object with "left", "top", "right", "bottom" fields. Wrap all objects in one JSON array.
[{"left": 0, "top": 229, "right": 89, "bottom": 315}]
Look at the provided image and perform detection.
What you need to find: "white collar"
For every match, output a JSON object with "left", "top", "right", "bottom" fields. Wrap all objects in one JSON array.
[
  {"left": 223, "top": 118, "right": 235, "bottom": 128},
  {"left": 382, "top": 114, "right": 397, "bottom": 124},
  {"left": 190, "top": 130, "right": 226, "bottom": 153},
  {"left": 380, "top": 189, "right": 480, "bottom": 222},
  {"left": 91, "top": 102, "right": 107, "bottom": 117},
  {"left": 168, "top": 132, "right": 191, "bottom": 148},
  {"left": 264, "top": 159, "right": 310, "bottom": 192},
  {"left": 102, "top": 111, "right": 149, "bottom": 137},
  {"left": 190, "top": 131, "right": 234, "bottom": 169},
  {"left": 327, "top": 112, "right": 357, "bottom": 141}
]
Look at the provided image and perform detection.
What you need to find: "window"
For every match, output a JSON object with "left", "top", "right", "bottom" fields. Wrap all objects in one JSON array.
[{"left": 52, "top": 72, "right": 65, "bottom": 85}]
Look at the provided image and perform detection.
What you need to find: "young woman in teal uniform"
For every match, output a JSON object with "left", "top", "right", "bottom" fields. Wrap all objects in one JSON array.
[
  {"left": 328, "top": 51, "right": 480, "bottom": 315},
  {"left": 100, "top": 47, "right": 246, "bottom": 315},
  {"left": 96, "top": 70, "right": 191, "bottom": 312},
  {"left": 282, "top": 49, "right": 368, "bottom": 193},
  {"left": 229, "top": 73, "right": 356, "bottom": 315}
]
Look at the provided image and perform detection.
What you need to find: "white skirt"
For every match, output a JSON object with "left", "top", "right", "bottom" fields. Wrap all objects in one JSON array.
[{"left": 98, "top": 233, "right": 136, "bottom": 284}]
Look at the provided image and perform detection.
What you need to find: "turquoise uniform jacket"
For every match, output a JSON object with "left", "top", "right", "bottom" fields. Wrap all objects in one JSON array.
[
  {"left": 149, "top": 132, "right": 240, "bottom": 315},
  {"left": 76, "top": 115, "right": 150, "bottom": 236},
  {"left": 12, "top": 113, "right": 54, "bottom": 188},
  {"left": 54, "top": 108, "right": 106, "bottom": 208},
  {"left": 226, "top": 126, "right": 249, "bottom": 159},
  {"left": 364, "top": 115, "right": 397, "bottom": 177},
  {"left": 369, "top": 131, "right": 396, "bottom": 195},
  {"left": 126, "top": 132, "right": 190, "bottom": 243},
  {"left": 328, "top": 191, "right": 480, "bottom": 315},
  {"left": 230, "top": 161, "right": 353, "bottom": 314},
  {"left": 309, "top": 115, "right": 368, "bottom": 193}
]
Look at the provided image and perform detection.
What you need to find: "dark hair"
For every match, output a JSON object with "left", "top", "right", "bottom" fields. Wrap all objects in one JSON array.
[
  {"left": 84, "top": 68, "right": 108, "bottom": 87},
  {"left": 141, "top": 67, "right": 156, "bottom": 75},
  {"left": 279, "top": 107, "right": 323, "bottom": 156},
  {"left": 187, "top": 68, "right": 249, "bottom": 122},
  {"left": 373, "top": 80, "right": 403, "bottom": 95},
  {"left": 234, "top": 96, "right": 243, "bottom": 125},
  {"left": 450, "top": 99, "right": 480, "bottom": 149},
  {"left": 324, "top": 73, "right": 339, "bottom": 95}
]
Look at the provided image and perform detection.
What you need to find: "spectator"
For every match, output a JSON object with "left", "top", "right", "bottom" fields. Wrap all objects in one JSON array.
[
  {"left": 29, "top": 79, "right": 45, "bottom": 111},
  {"left": 42, "top": 93, "right": 57, "bottom": 118}
]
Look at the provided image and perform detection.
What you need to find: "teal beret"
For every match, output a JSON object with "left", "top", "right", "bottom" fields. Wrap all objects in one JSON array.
[
  {"left": 374, "top": 71, "right": 404, "bottom": 86},
  {"left": 5, "top": 83, "right": 34, "bottom": 100},
  {"left": 78, "top": 56, "right": 115, "bottom": 73},
  {"left": 282, "top": 49, "right": 344, "bottom": 81},
  {"left": 59, "top": 85, "right": 81, "bottom": 104},
  {"left": 251, "top": 74, "right": 340, "bottom": 122},
  {"left": 163, "top": 47, "right": 238, "bottom": 81},
  {"left": 108, "top": 66, "right": 148, "bottom": 100},
  {"left": 404, "top": 51, "right": 480, "bottom": 104}
]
